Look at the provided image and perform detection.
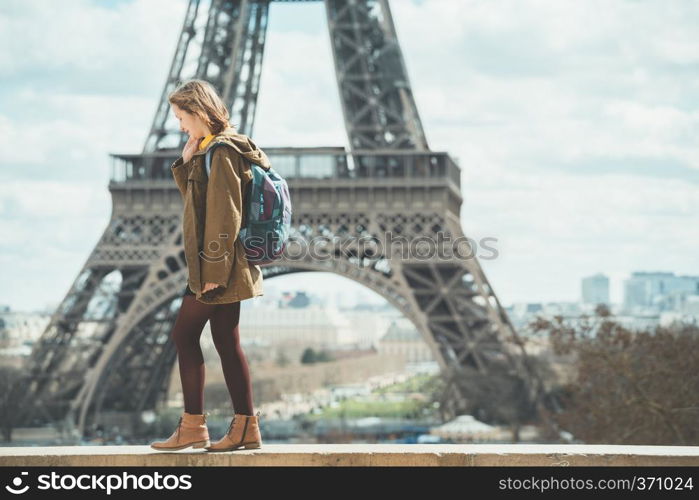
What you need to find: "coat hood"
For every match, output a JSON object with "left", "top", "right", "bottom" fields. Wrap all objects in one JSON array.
[{"left": 194, "top": 126, "right": 271, "bottom": 170}]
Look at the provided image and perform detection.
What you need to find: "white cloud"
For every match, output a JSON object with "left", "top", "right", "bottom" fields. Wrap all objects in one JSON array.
[
  {"left": 388, "top": 0, "right": 699, "bottom": 305},
  {"left": 0, "top": 92, "right": 157, "bottom": 176},
  {"left": 0, "top": 180, "right": 110, "bottom": 312},
  {"left": 254, "top": 6, "right": 346, "bottom": 147},
  {"left": 1, "top": 0, "right": 698, "bottom": 312},
  {"left": 0, "top": 0, "right": 185, "bottom": 91}
]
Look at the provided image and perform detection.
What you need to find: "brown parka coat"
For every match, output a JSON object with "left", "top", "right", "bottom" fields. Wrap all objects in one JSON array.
[{"left": 170, "top": 126, "right": 270, "bottom": 304}]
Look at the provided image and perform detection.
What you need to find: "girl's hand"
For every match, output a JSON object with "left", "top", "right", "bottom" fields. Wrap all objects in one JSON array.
[
  {"left": 202, "top": 282, "right": 222, "bottom": 294},
  {"left": 183, "top": 134, "right": 202, "bottom": 163}
]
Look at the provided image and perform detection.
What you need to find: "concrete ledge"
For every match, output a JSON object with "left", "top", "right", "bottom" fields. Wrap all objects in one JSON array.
[{"left": 1, "top": 444, "right": 699, "bottom": 466}]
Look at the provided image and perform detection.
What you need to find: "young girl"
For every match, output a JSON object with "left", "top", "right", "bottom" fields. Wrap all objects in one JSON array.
[{"left": 151, "top": 79, "right": 270, "bottom": 452}]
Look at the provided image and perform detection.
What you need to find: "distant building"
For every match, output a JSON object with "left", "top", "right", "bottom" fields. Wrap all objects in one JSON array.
[
  {"left": 623, "top": 272, "right": 699, "bottom": 312},
  {"left": 681, "top": 295, "right": 699, "bottom": 316},
  {"left": 510, "top": 303, "right": 543, "bottom": 317},
  {"left": 0, "top": 307, "right": 51, "bottom": 367},
  {"left": 343, "top": 309, "right": 399, "bottom": 348},
  {"left": 377, "top": 318, "right": 433, "bottom": 363},
  {"left": 0, "top": 308, "right": 50, "bottom": 347},
  {"left": 429, "top": 414, "right": 513, "bottom": 443},
  {"left": 582, "top": 273, "right": 609, "bottom": 305},
  {"left": 240, "top": 304, "right": 354, "bottom": 348}
]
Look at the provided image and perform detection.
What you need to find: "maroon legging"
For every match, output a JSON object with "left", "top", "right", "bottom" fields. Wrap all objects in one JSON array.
[{"left": 170, "top": 294, "right": 254, "bottom": 416}]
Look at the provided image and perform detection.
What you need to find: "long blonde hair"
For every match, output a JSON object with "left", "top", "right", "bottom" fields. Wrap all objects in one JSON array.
[{"left": 168, "top": 79, "right": 236, "bottom": 135}]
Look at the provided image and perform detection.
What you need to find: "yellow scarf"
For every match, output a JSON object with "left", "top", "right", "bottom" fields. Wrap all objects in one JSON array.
[{"left": 199, "top": 133, "right": 215, "bottom": 150}]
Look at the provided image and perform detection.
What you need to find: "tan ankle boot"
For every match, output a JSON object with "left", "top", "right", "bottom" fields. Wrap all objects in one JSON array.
[
  {"left": 150, "top": 412, "right": 210, "bottom": 451},
  {"left": 205, "top": 411, "right": 262, "bottom": 452}
]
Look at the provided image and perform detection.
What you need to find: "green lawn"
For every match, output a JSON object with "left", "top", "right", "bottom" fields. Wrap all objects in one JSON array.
[
  {"left": 306, "top": 374, "right": 443, "bottom": 420},
  {"left": 374, "top": 373, "right": 441, "bottom": 395}
]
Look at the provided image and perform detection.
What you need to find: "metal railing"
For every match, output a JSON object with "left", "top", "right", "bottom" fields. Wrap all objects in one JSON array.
[{"left": 109, "top": 147, "right": 461, "bottom": 187}]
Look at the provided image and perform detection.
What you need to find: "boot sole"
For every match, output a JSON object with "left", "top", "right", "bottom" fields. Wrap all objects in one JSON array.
[
  {"left": 205, "top": 442, "right": 262, "bottom": 452},
  {"left": 150, "top": 440, "right": 210, "bottom": 451}
]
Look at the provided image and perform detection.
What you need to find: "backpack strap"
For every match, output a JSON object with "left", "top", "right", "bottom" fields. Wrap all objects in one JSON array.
[{"left": 204, "top": 142, "right": 223, "bottom": 178}]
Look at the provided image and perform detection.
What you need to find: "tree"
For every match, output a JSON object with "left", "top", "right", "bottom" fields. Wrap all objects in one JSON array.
[
  {"left": 531, "top": 311, "right": 699, "bottom": 445},
  {"left": 300, "top": 347, "right": 317, "bottom": 364}
]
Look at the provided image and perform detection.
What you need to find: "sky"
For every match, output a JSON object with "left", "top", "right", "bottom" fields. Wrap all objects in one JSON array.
[{"left": 1, "top": 0, "right": 698, "bottom": 312}]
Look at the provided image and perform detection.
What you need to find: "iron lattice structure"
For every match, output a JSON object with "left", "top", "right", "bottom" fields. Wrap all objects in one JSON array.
[{"left": 16, "top": 0, "right": 549, "bottom": 438}]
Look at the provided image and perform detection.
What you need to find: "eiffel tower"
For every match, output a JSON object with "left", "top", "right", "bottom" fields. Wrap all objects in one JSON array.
[{"left": 16, "top": 0, "right": 549, "bottom": 439}]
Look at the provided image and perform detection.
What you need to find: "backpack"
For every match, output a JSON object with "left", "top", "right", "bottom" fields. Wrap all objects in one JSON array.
[{"left": 205, "top": 143, "right": 292, "bottom": 265}]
